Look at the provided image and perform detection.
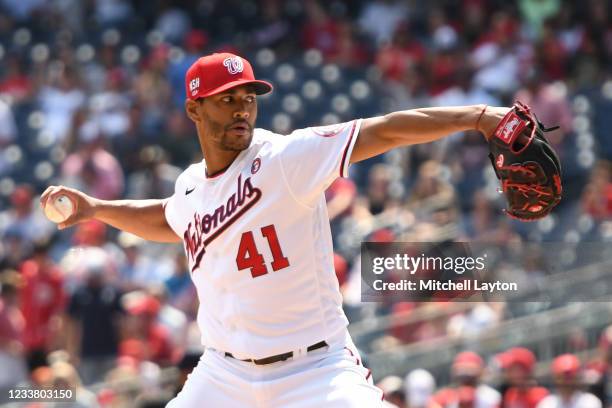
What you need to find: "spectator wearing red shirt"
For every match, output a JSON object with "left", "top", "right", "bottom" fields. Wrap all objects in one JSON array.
[
  {"left": 121, "top": 294, "right": 173, "bottom": 366},
  {"left": 498, "top": 347, "right": 549, "bottom": 408},
  {"left": 331, "top": 21, "right": 370, "bottom": 68},
  {"left": 326, "top": 177, "right": 358, "bottom": 239},
  {"left": 19, "top": 240, "right": 66, "bottom": 370},
  {"left": 300, "top": 1, "right": 340, "bottom": 60},
  {"left": 376, "top": 24, "right": 426, "bottom": 83},
  {"left": 0, "top": 54, "right": 33, "bottom": 104}
]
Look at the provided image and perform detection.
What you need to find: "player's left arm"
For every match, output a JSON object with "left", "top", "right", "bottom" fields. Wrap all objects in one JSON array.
[{"left": 350, "top": 105, "right": 510, "bottom": 163}]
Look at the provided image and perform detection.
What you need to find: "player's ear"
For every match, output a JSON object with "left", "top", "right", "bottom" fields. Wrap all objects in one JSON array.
[{"left": 185, "top": 99, "right": 202, "bottom": 123}]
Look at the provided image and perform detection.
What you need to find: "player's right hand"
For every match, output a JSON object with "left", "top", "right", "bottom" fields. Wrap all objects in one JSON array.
[{"left": 40, "top": 185, "right": 99, "bottom": 230}]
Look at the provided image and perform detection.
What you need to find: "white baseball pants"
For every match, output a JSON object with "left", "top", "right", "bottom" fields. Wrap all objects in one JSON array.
[{"left": 166, "top": 335, "right": 384, "bottom": 407}]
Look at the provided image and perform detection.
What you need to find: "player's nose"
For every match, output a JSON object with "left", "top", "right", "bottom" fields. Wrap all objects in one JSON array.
[{"left": 233, "top": 109, "right": 250, "bottom": 120}]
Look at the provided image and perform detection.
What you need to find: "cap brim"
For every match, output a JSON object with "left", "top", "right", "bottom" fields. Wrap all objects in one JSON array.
[{"left": 200, "top": 79, "right": 273, "bottom": 98}]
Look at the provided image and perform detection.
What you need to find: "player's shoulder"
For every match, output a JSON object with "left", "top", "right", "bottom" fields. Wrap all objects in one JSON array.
[
  {"left": 251, "top": 120, "right": 357, "bottom": 148},
  {"left": 173, "top": 161, "right": 205, "bottom": 190},
  {"left": 251, "top": 127, "right": 283, "bottom": 145}
]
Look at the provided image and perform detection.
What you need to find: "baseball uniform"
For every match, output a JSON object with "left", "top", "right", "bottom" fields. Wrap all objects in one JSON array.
[{"left": 164, "top": 119, "right": 384, "bottom": 407}]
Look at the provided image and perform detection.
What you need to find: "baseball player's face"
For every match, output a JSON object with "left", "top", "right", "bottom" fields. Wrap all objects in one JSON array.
[{"left": 198, "top": 85, "right": 258, "bottom": 152}]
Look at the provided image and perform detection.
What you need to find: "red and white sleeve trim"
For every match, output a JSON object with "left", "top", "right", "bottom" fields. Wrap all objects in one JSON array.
[{"left": 339, "top": 119, "right": 362, "bottom": 178}]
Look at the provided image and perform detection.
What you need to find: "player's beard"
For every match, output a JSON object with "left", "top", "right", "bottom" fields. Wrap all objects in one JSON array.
[
  {"left": 221, "top": 121, "right": 253, "bottom": 151},
  {"left": 204, "top": 118, "right": 253, "bottom": 152}
]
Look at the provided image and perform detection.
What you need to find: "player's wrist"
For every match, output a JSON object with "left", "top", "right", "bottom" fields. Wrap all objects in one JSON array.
[
  {"left": 475, "top": 104, "right": 488, "bottom": 139},
  {"left": 477, "top": 106, "right": 512, "bottom": 141},
  {"left": 86, "top": 196, "right": 106, "bottom": 220}
]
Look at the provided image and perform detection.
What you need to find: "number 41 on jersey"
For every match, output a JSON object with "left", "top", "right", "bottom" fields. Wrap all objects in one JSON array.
[{"left": 236, "top": 225, "right": 290, "bottom": 278}]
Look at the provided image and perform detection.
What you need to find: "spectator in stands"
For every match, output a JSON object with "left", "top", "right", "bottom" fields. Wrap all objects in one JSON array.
[
  {"left": 332, "top": 21, "right": 370, "bottom": 68},
  {"left": 375, "top": 23, "right": 425, "bottom": 84},
  {"left": 163, "top": 250, "right": 195, "bottom": 314},
  {"left": 326, "top": 177, "right": 357, "bottom": 237},
  {"left": 125, "top": 145, "right": 181, "bottom": 200},
  {"left": 377, "top": 375, "right": 406, "bottom": 408},
  {"left": 116, "top": 232, "right": 160, "bottom": 290},
  {"left": 61, "top": 136, "right": 125, "bottom": 200},
  {"left": 433, "top": 351, "right": 501, "bottom": 408},
  {"left": 584, "top": 325, "right": 612, "bottom": 405},
  {"left": 50, "top": 358, "right": 100, "bottom": 407},
  {"left": 518, "top": 0, "right": 562, "bottom": 41},
  {"left": 407, "top": 160, "right": 455, "bottom": 212},
  {"left": 358, "top": 0, "right": 409, "bottom": 46},
  {"left": 19, "top": 239, "right": 66, "bottom": 371},
  {"left": 0, "top": 269, "right": 27, "bottom": 391},
  {"left": 366, "top": 163, "right": 396, "bottom": 215},
  {"left": 386, "top": 64, "right": 431, "bottom": 111},
  {"left": 0, "top": 100, "right": 17, "bottom": 174},
  {"left": 65, "top": 252, "right": 123, "bottom": 385},
  {"left": 154, "top": 1, "right": 191, "bottom": 44},
  {"left": 0, "top": 54, "right": 33, "bottom": 103},
  {"left": 133, "top": 44, "right": 172, "bottom": 138},
  {"left": 99, "top": 356, "right": 143, "bottom": 406},
  {"left": 2, "top": 185, "right": 55, "bottom": 243},
  {"left": 514, "top": 71, "right": 573, "bottom": 148},
  {"left": 581, "top": 161, "right": 612, "bottom": 220},
  {"left": 158, "top": 108, "right": 200, "bottom": 168},
  {"left": 88, "top": 67, "right": 132, "bottom": 141},
  {"left": 300, "top": 1, "right": 341, "bottom": 61},
  {"left": 498, "top": 347, "right": 549, "bottom": 408},
  {"left": 537, "top": 354, "right": 601, "bottom": 408},
  {"left": 404, "top": 368, "right": 440, "bottom": 408},
  {"left": 470, "top": 10, "right": 523, "bottom": 97},
  {"left": 121, "top": 294, "right": 174, "bottom": 366},
  {"left": 38, "top": 65, "right": 86, "bottom": 143},
  {"left": 167, "top": 30, "right": 209, "bottom": 108}
]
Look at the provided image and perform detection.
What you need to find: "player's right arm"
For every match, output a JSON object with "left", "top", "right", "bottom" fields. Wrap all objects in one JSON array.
[{"left": 40, "top": 186, "right": 181, "bottom": 243}]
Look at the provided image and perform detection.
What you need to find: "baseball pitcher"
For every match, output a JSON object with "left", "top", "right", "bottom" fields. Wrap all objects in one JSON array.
[{"left": 41, "top": 52, "right": 560, "bottom": 407}]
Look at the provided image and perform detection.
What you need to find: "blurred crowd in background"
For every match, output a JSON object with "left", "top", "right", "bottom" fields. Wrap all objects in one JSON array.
[{"left": 0, "top": 0, "right": 611, "bottom": 407}]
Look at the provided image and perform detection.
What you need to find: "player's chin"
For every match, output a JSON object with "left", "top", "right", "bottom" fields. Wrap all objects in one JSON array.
[{"left": 222, "top": 131, "right": 253, "bottom": 151}]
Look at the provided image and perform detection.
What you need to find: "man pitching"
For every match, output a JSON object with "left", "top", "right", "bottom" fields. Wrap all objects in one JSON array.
[{"left": 41, "top": 52, "right": 509, "bottom": 407}]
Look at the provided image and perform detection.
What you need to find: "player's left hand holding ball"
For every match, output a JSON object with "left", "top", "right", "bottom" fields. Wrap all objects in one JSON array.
[{"left": 40, "top": 186, "right": 97, "bottom": 229}]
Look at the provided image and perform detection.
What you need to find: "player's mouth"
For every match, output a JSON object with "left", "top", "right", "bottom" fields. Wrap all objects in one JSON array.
[{"left": 227, "top": 121, "right": 252, "bottom": 137}]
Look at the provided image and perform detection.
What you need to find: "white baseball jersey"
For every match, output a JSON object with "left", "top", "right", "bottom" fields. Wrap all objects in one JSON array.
[{"left": 164, "top": 119, "right": 361, "bottom": 359}]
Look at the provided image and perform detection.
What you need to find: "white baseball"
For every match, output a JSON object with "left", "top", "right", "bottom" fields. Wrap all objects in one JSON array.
[{"left": 44, "top": 194, "right": 74, "bottom": 223}]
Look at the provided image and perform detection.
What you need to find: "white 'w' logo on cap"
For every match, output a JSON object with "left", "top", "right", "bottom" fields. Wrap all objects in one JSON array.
[{"left": 223, "top": 57, "right": 244, "bottom": 75}]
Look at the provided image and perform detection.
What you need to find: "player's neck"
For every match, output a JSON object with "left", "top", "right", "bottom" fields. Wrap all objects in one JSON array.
[{"left": 202, "top": 148, "right": 241, "bottom": 178}]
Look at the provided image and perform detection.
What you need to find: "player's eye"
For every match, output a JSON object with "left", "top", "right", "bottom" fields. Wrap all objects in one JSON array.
[
  {"left": 245, "top": 95, "right": 255, "bottom": 103},
  {"left": 221, "top": 96, "right": 233, "bottom": 103}
]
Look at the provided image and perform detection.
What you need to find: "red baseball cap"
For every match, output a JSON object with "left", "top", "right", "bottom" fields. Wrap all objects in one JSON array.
[
  {"left": 453, "top": 351, "right": 484, "bottom": 375},
  {"left": 496, "top": 347, "right": 537, "bottom": 373},
  {"left": 185, "top": 52, "right": 273, "bottom": 100},
  {"left": 551, "top": 354, "right": 580, "bottom": 376}
]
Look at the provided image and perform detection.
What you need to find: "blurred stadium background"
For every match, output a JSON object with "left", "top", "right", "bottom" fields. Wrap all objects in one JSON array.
[{"left": 0, "top": 0, "right": 611, "bottom": 407}]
